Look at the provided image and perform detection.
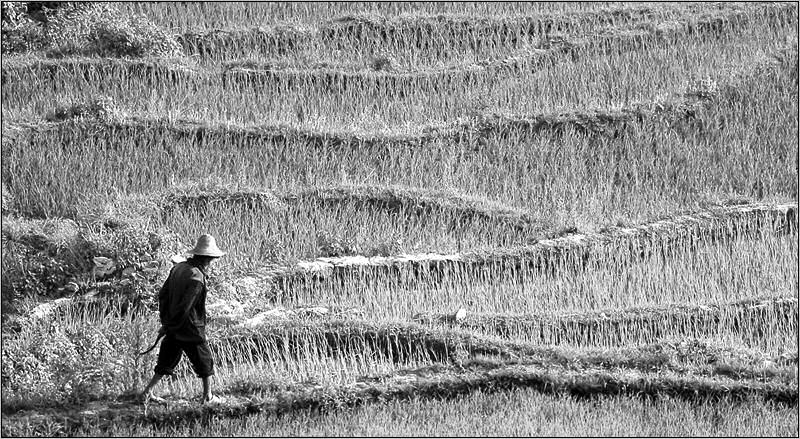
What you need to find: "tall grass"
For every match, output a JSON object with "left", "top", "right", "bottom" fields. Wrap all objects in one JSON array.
[
  {"left": 155, "top": 182, "right": 552, "bottom": 267},
  {"left": 7, "top": 37, "right": 791, "bottom": 159},
  {"left": 271, "top": 232, "right": 798, "bottom": 337},
  {"left": 268, "top": 201, "right": 796, "bottom": 286},
  {"left": 414, "top": 295, "right": 799, "bottom": 350},
  {"left": 125, "top": 3, "right": 786, "bottom": 66},
  {"left": 3, "top": 44, "right": 796, "bottom": 226},
  {"left": 118, "top": 2, "right": 658, "bottom": 32},
  {"left": 3, "top": 9, "right": 794, "bottom": 127}
]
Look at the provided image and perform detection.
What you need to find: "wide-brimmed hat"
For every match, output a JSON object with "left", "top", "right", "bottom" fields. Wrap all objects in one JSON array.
[{"left": 187, "top": 234, "right": 226, "bottom": 257}]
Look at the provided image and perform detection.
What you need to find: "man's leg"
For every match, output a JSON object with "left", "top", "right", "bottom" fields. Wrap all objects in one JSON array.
[
  {"left": 182, "top": 340, "right": 216, "bottom": 402},
  {"left": 141, "top": 335, "right": 182, "bottom": 402},
  {"left": 140, "top": 374, "right": 168, "bottom": 403},
  {"left": 202, "top": 375, "right": 214, "bottom": 402}
]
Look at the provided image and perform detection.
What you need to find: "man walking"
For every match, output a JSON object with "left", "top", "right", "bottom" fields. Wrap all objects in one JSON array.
[{"left": 140, "top": 234, "right": 226, "bottom": 404}]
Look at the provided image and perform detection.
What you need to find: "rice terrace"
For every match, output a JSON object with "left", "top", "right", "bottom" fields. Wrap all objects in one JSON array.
[{"left": 1, "top": 1, "right": 798, "bottom": 436}]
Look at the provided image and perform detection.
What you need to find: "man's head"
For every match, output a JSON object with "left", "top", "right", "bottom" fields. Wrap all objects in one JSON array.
[{"left": 187, "top": 234, "right": 226, "bottom": 268}]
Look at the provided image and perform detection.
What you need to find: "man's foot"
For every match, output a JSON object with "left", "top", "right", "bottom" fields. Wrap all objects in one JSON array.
[
  {"left": 140, "top": 392, "right": 168, "bottom": 404},
  {"left": 201, "top": 394, "right": 223, "bottom": 405}
]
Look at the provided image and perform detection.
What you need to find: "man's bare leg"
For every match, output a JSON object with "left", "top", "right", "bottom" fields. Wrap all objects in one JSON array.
[
  {"left": 140, "top": 374, "right": 167, "bottom": 402},
  {"left": 202, "top": 376, "right": 217, "bottom": 403}
]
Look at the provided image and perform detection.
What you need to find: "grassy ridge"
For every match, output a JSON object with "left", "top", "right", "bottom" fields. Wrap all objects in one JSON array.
[
  {"left": 3, "top": 6, "right": 794, "bottom": 97},
  {"left": 175, "top": 4, "right": 674, "bottom": 58},
  {"left": 173, "top": 3, "right": 775, "bottom": 61},
  {"left": 0, "top": 84, "right": 736, "bottom": 152},
  {"left": 4, "top": 39, "right": 794, "bottom": 144},
  {"left": 0, "top": 57, "right": 202, "bottom": 89},
  {"left": 162, "top": 183, "right": 541, "bottom": 232},
  {"left": 218, "top": 5, "right": 797, "bottom": 92},
  {"left": 2, "top": 39, "right": 794, "bottom": 240},
  {"left": 413, "top": 296, "right": 799, "bottom": 347},
  {"left": 264, "top": 202, "right": 796, "bottom": 293},
  {"left": 17, "top": 292, "right": 797, "bottom": 364},
  {"left": 3, "top": 360, "right": 795, "bottom": 436},
  {"left": 154, "top": 182, "right": 551, "bottom": 264},
  {"left": 209, "top": 314, "right": 798, "bottom": 377},
  {"left": 323, "top": 5, "right": 684, "bottom": 45},
  {"left": 122, "top": 2, "right": 680, "bottom": 31},
  {"left": 69, "top": 389, "right": 800, "bottom": 437}
]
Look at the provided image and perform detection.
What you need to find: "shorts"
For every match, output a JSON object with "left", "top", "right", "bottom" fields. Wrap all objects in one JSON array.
[{"left": 154, "top": 334, "right": 214, "bottom": 378}]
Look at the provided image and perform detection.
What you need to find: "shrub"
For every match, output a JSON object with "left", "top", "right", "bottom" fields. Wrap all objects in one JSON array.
[
  {"left": 1, "top": 2, "right": 48, "bottom": 53},
  {"left": 315, "top": 229, "right": 405, "bottom": 258},
  {"left": 46, "top": 96, "right": 124, "bottom": 122},
  {"left": 684, "top": 75, "right": 719, "bottom": 100},
  {"left": 1, "top": 324, "right": 125, "bottom": 407},
  {"left": 1, "top": 182, "right": 14, "bottom": 215},
  {"left": 2, "top": 2, "right": 183, "bottom": 57},
  {"left": 316, "top": 229, "right": 360, "bottom": 257},
  {"left": 84, "top": 8, "right": 183, "bottom": 58},
  {"left": 365, "top": 236, "right": 404, "bottom": 257},
  {"left": 0, "top": 213, "right": 180, "bottom": 310},
  {"left": 1, "top": 218, "right": 89, "bottom": 301}
]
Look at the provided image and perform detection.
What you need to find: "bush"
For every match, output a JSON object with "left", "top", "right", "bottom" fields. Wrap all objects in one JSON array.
[
  {"left": 1, "top": 218, "right": 89, "bottom": 301},
  {"left": 316, "top": 229, "right": 360, "bottom": 257},
  {"left": 1, "top": 324, "right": 125, "bottom": 407},
  {"left": 46, "top": 96, "right": 124, "bottom": 122},
  {"left": 1, "top": 214, "right": 180, "bottom": 309},
  {"left": 316, "top": 229, "right": 404, "bottom": 257},
  {"left": 1, "top": 2, "right": 48, "bottom": 53},
  {"left": 86, "top": 12, "right": 182, "bottom": 58},
  {"left": 2, "top": 2, "right": 183, "bottom": 58},
  {"left": 46, "top": 2, "right": 183, "bottom": 58},
  {"left": 1, "top": 182, "right": 14, "bottom": 215}
]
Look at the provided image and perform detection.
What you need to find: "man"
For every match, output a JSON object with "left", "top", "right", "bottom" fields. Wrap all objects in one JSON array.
[{"left": 140, "top": 234, "right": 226, "bottom": 404}]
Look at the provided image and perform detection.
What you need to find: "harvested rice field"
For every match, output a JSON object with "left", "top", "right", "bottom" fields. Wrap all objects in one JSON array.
[{"left": 1, "top": 1, "right": 798, "bottom": 437}]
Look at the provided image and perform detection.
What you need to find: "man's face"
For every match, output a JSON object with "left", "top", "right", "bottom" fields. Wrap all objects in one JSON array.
[{"left": 206, "top": 257, "right": 219, "bottom": 271}]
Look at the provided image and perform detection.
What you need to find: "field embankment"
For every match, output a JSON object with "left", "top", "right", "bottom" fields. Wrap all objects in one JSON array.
[
  {"left": 161, "top": 184, "right": 542, "bottom": 232},
  {"left": 174, "top": 3, "right": 775, "bottom": 60},
  {"left": 220, "top": 4, "right": 796, "bottom": 92},
  {"left": 413, "top": 295, "right": 799, "bottom": 348},
  {"left": 4, "top": 38, "right": 794, "bottom": 153},
  {"left": 2, "top": 356, "right": 795, "bottom": 436},
  {"left": 208, "top": 313, "right": 798, "bottom": 376},
  {"left": 0, "top": 57, "right": 202, "bottom": 88},
  {"left": 261, "top": 202, "right": 796, "bottom": 295},
  {"left": 3, "top": 4, "right": 793, "bottom": 96}
]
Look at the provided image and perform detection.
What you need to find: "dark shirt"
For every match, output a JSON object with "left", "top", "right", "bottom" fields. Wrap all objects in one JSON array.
[{"left": 158, "top": 260, "right": 208, "bottom": 343}]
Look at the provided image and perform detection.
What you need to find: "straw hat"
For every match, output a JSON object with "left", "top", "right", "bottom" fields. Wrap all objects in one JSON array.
[{"left": 187, "top": 234, "right": 226, "bottom": 258}]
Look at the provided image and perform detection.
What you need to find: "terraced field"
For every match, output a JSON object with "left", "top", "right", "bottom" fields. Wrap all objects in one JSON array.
[{"left": 1, "top": 1, "right": 798, "bottom": 437}]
